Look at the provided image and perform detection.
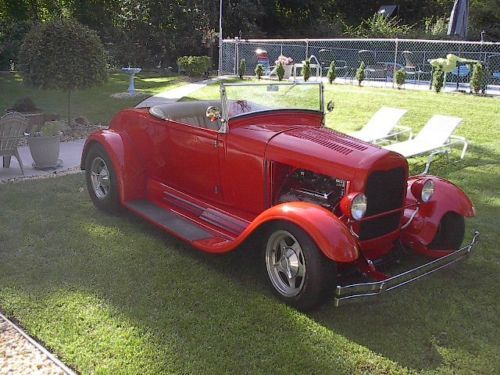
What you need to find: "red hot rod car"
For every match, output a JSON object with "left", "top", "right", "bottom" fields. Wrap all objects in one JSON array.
[{"left": 81, "top": 82, "right": 479, "bottom": 310}]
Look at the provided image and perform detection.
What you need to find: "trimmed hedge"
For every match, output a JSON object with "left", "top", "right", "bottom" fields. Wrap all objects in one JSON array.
[{"left": 177, "top": 56, "right": 212, "bottom": 76}]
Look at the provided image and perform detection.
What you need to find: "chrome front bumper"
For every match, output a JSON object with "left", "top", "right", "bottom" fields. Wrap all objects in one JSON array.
[{"left": 334, "top": 231, "right": 480, "bottom": 307}]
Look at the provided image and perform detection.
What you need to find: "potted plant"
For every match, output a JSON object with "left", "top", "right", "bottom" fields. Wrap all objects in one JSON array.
[
  {"left": 395, "top": 68, "right": 406, "bottom": 89},
  {"left": 7, "top": 97, "right": 44, "bottom": 132},
  {"left": 27, "top": 120, "right": 63, "bottom": 169},
  {"left": 275, "top": 55, "right": 294, "bottom": 79}
]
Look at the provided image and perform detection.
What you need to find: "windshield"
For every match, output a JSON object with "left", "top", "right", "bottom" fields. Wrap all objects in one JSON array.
[{"left": 221, "top": 82, "right": 324, "bottom": 120}]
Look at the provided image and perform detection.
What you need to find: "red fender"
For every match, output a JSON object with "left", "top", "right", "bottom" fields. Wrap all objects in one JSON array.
[
  {"left": 81, "top": 129, "right": 146, "bottom": 202},
  {"left": 194, "top": 202, "right": 359, "bottom": 262},
  {"left": 401, "top": 176, "right": 475, "bottom": 256}
]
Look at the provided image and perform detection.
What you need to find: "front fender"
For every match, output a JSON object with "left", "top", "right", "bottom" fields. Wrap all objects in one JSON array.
[
  {"left": 248, "top": 202, "right": 359, "bottom": 263},
  {"left": 81, "top": 130, "right": 146, "bottom": 202},
  {"left": 401, "top": 176, "right": 475, "bottom": 251}
]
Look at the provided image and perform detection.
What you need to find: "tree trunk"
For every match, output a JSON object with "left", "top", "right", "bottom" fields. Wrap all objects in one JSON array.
[{"left": 67, "top": 90, "right": 71, "bottom": 128}]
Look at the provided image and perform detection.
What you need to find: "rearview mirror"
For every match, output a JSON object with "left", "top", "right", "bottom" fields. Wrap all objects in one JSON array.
[
  {"left": 326, "top": 100, "right": 335, "bottom": 112},
  {"left": 206, "top": 106, "right": 222, "bottom": 122}
]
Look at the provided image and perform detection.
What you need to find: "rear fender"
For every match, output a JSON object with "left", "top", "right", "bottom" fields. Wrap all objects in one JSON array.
[
  {"left": 401, "top": 176, "right": 475, "bottom": 252},
  {"left": 81, "top": 130, "right": 146, "bottom": 202},
  {"left": 248, "top": 202, "right": 359, "bottom": 263}
]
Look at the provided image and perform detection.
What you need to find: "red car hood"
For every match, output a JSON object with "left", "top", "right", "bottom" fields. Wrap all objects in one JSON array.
[{"left": 265, "top": 126, "right": 408, "bottom": 186}]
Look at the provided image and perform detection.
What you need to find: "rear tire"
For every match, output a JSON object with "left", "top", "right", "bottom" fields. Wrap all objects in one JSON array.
[
  {"left": 429, "top": 212, "right": 465, "bottom": 250},
  {"left": 85, "top": 143, "right": 121, "bottom": 213},
  {"left": 264, "top": 222, "right": 336, "bottom": 311}
]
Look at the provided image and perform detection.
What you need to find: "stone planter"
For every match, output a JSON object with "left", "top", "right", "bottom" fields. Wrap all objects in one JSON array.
[{"left": 27, "top": 135, "right": 61, "bottom": 169}]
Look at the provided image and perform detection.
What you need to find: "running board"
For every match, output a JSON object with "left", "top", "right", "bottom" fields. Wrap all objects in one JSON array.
[{"left": 125, "top": 200, "right": 213, "bottom": 242}]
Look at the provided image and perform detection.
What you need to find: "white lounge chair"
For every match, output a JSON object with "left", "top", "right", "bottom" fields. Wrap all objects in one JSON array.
[
  {"left": 384, "top": 114, "right": 467, "bottom": 174},
  {"left": 349, "top": 107, "right": 410, "bottom": 143}
]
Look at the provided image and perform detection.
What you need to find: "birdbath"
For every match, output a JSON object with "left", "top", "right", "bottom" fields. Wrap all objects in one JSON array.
[{"left": 121, "top": 67, "right": 142, "bottom": 96}]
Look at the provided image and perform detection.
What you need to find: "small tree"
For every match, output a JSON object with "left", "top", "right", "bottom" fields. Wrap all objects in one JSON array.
[
  {"left": 470, "top": 63, "right": 484, "bottom": 94},
  {"left": 395, "top": 68, "right": 406, "bottom": 89},
  {"left": 432, "top": 67, "right": 444, "bottom": 93},
  {"left": 327, "top": 61, "right": 336, "bottom": 84},
  {"left": 276, "top": 62, "right": 285, "bottom": 81},
  {"left": 18, "top": 19, "right": 108, "bottom": 127},
  {"left": 255, "top": 64, "right": 264, "bottom": 79},
  {"left": 302, "top": 59, "right": 311, "bottom": 82},
  {"left": 356, "top": 62, "right": 366, "bottom": 86},
  {"left": 238, "top": 58, "right": 246, "bottom": 79}
]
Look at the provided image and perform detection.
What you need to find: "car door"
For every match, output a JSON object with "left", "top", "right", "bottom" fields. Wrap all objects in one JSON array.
[{"left": 152, "top": 120, "right": 222, "bottom": 202}]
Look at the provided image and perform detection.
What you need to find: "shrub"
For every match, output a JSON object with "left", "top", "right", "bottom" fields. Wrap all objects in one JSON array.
[
  {"left": 8, "top": 97, "right": 38, "bottom": 113},
  {"left": 302, "top": 59, "right": 311, "bottom": 82},
  {"left": 356, "top": 62, "right": 366, "bottom": 86},
  {"left": 276, "top": 62, "right": 285, "bottom": 81},
  {"left": 470, "top": 63, "right": 484, "bottom": 94},
  {"left": 238, "top": 58, "right": 246, "bottom": 79},
  {"left": 255, "top": 64, "right": 264, "bottom": 79},
  {"left": 395, "top": 69, "right": 406, "bottom": 89},
  {"left": 327, "top": 61, "right": 336, "bottom": 84},
  {"left": 177, "top": 56, "right": 212, "bottom": 76},
  {"left": 432, "top": 67, "right": 444, "bottom": 93},
  {"left": 18, "top": 19, "right": 108, "bottom": 126}
]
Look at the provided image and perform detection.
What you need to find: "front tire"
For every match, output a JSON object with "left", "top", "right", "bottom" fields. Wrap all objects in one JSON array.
[
  {"left": 264, "top": 222, "right": 336, "bottom": 311},
  {"left": 429, "top": 212, "right": 465, "bottom": 250},
  {"left": 85, "top": 143, "right": 120, "bottom": 213}
]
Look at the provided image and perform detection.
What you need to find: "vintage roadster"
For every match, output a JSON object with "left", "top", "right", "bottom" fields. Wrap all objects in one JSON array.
[{"left": 82, "top": 82, "right": 479, "bottom": 310}]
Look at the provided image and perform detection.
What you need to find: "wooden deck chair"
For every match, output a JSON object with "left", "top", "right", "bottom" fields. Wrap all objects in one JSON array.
[
  {"left": 0, "top": 112, "right": 28, "bottom": 175},
  {"left": 348, "top": 107, "right": 411, "bottom": 143},
  {"left": 384, "top": 115, "right": 467, "bottom": 174}
]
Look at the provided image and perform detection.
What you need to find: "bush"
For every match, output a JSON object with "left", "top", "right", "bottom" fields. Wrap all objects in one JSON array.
[
  {"left": 177, "top": 56, "right": 212, "bottom": 77},
  {"left": 327, "top": 61, "right": 336, "bottom": 84},
  {"left": 255, "top": 64, "right": 264, "bottom": 79},
  {"left": 432, "top": 67, "right": 444, "bottom": 93},
  {"left": 276, "top": 62, "right": 285, "bottom": 81},
  {"left": 0, "top": 20, "right": 31, "bottom": 70},
  {"left": 395, "top": 69, "right": 406, "bottom": 89},
  {"left": 238, "top": 58, "right": 246, "bottom": 79},
  {"left": 470, "top": 63, "right": 484, "bottom": 94},
  {"left": 8, "top": 97, "right": 38, "bottom": 113},
  {"left": 302, "top": 59, "right": 311, "bottom": 82},
  {"left": 356, "top": 62, "right": 366, "bottom": 86}
]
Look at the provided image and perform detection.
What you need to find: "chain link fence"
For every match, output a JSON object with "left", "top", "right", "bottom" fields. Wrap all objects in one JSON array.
[{"left": 220, "top": 38, "right": 500, "bottom": 92}]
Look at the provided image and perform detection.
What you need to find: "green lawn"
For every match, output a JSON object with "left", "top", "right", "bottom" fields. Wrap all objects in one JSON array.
[
  {"left": 0, "top": 72, "right": 185, "bottom": 124},
  {"left": 0, "top": 82, "right": 499, "bottom": 374}
]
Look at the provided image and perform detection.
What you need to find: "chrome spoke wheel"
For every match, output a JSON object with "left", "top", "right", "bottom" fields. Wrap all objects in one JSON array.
[
  {"left": 90, "top": 157, "right": 111, "bottom": 200},
  {"left": 266, "top": 229, "right": 306, "bottom": 297}
]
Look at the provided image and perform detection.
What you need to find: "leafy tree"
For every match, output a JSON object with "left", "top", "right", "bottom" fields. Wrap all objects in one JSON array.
[
  {"left": 239, "top": 58, "right": 246, "bottom": 79},
  {"left": 395, "top": 68, "right": 406, "bottom": 89},
  {"left": 276, "top": 62, "right": 285, "bottom": 81},
  {"left": 255, "top": 63, "right": 264, "bottom": 79},
  {"left": 18, "top": 18, "right": 108, "bottom": 126},
  {"left": 327, "top": 60, "right": 336, "bottom": 84},
  {"left": 470, "top": 63, "right": 484, "bottom": 94},
  {"left": 302, "top": 59, "right": 311, "bottom": 82},
  {"left": 432, "top": 67, "right": 444, "bottom": 93},
  {"left": 356, "top": 62, "right": 366, "bottom": 86}
]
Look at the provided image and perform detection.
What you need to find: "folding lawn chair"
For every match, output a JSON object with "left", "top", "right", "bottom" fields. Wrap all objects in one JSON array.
[
  {"left": 348, "top": 107, "right": 410, "bottom": 143},
  {"left": 383, "top": 115, "right": 467, "bottom": 174}
]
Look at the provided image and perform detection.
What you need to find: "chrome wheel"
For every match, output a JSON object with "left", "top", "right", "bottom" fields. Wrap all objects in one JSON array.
[
  {"left": 265, "top": 230, "right": 306, "bottom": 297},
  {"left": 90, "top": 156, "right": 111, "bottom": 200}
]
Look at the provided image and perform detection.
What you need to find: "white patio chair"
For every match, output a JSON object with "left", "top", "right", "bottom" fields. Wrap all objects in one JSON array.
[
  {"left": 348, "top": 107, "right": 411, "bottom": 143},
  {"left": 383, "top": 115, "right": 467, "bottom": 174},
  {"left": 0, "top": 112, "right": 28, "bottom": 175}
]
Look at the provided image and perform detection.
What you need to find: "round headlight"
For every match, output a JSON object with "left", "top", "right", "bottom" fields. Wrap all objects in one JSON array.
[
  {"left": 421, "top": 179, "right": 435, "bottom": 202},
  {"left": 341, "top": 192, "right": 367, "bottom": 221},
  {"left": 411, "top": 178, "right": 435, "bottom": 203}
]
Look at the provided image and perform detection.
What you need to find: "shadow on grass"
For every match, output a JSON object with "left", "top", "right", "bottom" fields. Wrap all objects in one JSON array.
[{"left": 0, "top": 143, "right": 499, "bottom": 374}]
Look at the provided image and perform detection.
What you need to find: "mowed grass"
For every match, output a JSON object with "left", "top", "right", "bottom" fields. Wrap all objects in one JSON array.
[
  {"left": 0, "top": 81, "right": 499, "bottom": 374},
  {"left": 0, "top": 72, "right": 185, "bottom": 124}
]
